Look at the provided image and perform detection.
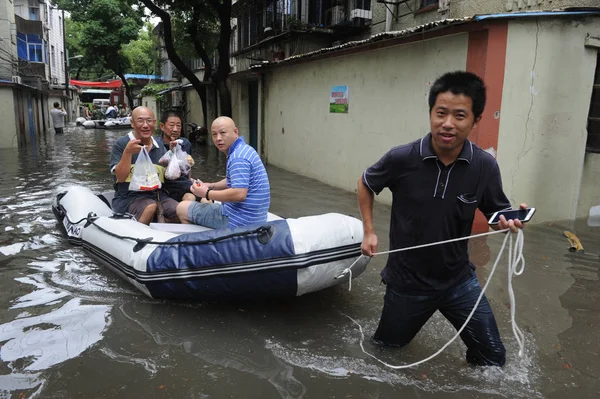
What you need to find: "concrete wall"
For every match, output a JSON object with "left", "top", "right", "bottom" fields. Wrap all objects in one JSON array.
[
  {"left": 0, "top": 0, "right": 16, "bottom": 80},
  {"left": 497, "top": 17, "right": 600, "bottom": 223},
  {"left": 185, "top": 88, "right": 205, "bottom": 127},
  {"left": 0, "top": 86, "right": 18, "bottom": 148},
  {"left": 263, "top": 33, "right": 469, "bottom": 201},
  {"left": 230, "top": 81, "right": 249, "bottom": 139},
  {"left": 577, "top": 152, "right": 600, "bottom": 220},
  {"left": 371, "top": 0, "right": 600, "bottom": 35},
  {"left": 47, "top": 4, "right": 65, "bottom": 85},
  {"left": 141, "top": 95, "right": 158, "bottom": 121}
]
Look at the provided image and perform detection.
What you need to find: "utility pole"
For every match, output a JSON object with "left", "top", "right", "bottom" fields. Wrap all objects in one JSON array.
[{"left": 62, "top": 9, "right": 70, "bottom": 121}]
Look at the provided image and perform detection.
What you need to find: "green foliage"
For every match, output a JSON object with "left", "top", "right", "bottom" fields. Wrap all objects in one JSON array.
[
  {"left": 122, "top": 24, "right": 157, "bottom": 75},
  {"left": 140, "top": 83, "right": 170, "bottom": 99},
  {"left": 285, "top": 16, "right": 305, "bottom": 31},
  {"left": 65, "top": 17, "right": 101, "bottom": 79},
  {"left": 57, "top": 0, "right": 144, "bottom": 76}
]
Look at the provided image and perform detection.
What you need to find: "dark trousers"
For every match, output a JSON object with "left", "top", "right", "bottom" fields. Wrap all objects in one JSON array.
[
  {"left": 55, "top": 127, "right": 64, "bottom": 134},
  {"left": 373, "top": 271, "right": 506, "bottom": 366}
]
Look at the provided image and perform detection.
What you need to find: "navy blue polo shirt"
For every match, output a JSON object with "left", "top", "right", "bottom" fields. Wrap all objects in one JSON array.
[{"left": 363, "top": 133, "right": 511, "bottom": 293}]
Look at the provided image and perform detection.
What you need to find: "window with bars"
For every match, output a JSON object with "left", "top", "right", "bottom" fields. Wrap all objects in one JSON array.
[
  {"left": 586, "top": 52, "right": 600, "bottom": 153},
  {"left": 236, "top": 0, "right": 302, "bottom": 51}
]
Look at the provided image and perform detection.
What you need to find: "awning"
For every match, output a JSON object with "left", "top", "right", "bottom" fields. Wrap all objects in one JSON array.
[
  {"left": 70, "top": 79, "right": 122, "bottom": 88},
  {"left": 124, "top": 74, "right": 163, "bottom": 80},
  {"left": 81, "top": 89, "right": 113, "bottom": 94}
]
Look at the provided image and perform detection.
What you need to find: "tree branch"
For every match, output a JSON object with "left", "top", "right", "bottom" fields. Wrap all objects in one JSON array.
[
  {"left": 140, "top": 0, "right": 208, "bottom": 126},
  {"left": 189, "top": 7, "right": 213, "bottom": 82}
]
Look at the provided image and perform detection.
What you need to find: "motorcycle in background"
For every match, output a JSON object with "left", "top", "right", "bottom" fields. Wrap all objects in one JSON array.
[{"left": 186, "top": 123, "right": 208, "bottom": 144}]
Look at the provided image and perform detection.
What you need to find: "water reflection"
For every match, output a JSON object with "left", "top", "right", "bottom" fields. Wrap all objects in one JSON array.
[
  {"left": 117, "top": 302, "right": 307, "bottom": 398},
  {"left": 1, "top": 297, "right": 110, "bottom": 371},
  {"left": 0, "top": 272, "right": 110, "bottom": 397}
]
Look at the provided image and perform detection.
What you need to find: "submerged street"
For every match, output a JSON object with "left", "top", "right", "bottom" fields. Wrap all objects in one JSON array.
[{"left": 0, "top": 126, "right": 599, "bottom": 398}]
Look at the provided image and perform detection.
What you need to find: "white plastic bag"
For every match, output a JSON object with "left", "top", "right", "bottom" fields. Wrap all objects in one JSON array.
[
  {"left": 129, "top": 147, "right": 161, "bottom": 191},
  {"left": 174, "top": 144, "right": 191, "bottom": 175},
  {"left": 165, "top": 154, "right": 181, "bottom": 180}
]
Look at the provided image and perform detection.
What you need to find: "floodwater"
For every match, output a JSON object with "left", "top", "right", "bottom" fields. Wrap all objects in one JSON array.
[{"left": 0, "top": 126, "right": 599, "bottom": 398}]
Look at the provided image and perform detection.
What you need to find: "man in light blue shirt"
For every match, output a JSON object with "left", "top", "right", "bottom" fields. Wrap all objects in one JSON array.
[{"left": 176, "top": 116, "right": 270, "bottom": 229}]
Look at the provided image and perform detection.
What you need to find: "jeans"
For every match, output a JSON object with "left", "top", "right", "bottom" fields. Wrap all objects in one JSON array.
[{"left": 373, "top": 271, "right": 506, "bottom": 366}]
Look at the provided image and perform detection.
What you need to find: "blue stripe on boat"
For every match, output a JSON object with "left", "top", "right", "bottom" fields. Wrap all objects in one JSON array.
[{"left": 146, "top": 220, "right": 295, "bottom": 273}]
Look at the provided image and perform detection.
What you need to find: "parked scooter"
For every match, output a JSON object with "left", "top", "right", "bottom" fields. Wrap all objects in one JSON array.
[{"left": 187, "top": 123, "right": 208, "bottom": 144}]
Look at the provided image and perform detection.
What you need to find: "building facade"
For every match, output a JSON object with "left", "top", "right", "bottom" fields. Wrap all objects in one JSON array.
[{"left": 0, "top": 0, "right": 73, "bottom": 149}]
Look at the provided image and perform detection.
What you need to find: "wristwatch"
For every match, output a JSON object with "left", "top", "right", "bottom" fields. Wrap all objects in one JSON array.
[{"left": 205, "top": 188, "right": 212, "bottom": 201}]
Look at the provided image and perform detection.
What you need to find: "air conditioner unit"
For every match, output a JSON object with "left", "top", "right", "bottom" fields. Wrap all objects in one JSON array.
[
  {"left": 52, "top": 77, "right": 58, "bottom": 85},
  {"left": 439, "top": 0, "right": 450, "bottom": 12},
  {"left": 350, "top": 9, "right": 372, "bottom": 20},
  {"left": 11, "top": 76, "right": 22, "bottom": 84}
]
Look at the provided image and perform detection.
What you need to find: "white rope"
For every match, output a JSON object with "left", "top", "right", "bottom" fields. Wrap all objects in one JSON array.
[{"left": 340, "top": 228, "right": 525, "bottom": 369}]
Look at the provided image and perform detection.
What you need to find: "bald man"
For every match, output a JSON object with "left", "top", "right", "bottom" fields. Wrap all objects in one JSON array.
[
  {"left": 109, "top": 106, "right": 179, "bottom": 224},
  {"left": 176, "top": 116, "right": 270, "bottom": 229}
]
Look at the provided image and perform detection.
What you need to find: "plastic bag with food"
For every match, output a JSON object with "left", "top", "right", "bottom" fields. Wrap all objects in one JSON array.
[
  {"left": 173, "top": 144, "right": 192, "bottom": 176},
  {"left": 165, "top": 153, "right": 182, "bottom": 180},
  {"left": 158, "top": 150, "right": 173, "bottom": 166},
  {"left": 129, "top": 147, "right": 161, "bottom": 191}
]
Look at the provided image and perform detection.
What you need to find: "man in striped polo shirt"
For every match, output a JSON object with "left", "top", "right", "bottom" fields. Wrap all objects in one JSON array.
[{"left": 176, "top": 116, "right": 270, "bottom": 229}]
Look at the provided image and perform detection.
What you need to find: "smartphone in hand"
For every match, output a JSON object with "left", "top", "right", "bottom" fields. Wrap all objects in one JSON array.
[{"left": 488, "top": 208, "right": 536, "bottom": 225}]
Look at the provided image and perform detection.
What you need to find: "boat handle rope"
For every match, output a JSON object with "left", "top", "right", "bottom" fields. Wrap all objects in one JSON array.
[
  {"left": 337, "top": 228, "right": 526, "bottom": 369},
  {"left": 63, "top": 211, "right": 274, "bottom": 252}
]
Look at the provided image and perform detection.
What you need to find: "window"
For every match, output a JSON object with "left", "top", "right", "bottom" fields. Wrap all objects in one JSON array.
[
  {"left": 421, "top": 0, "right": 438, "bottom": 7},
  {"left": 17, "top": 32, "right": 47, "bottom": 63},
  {"left": 586, "top": 52, "right": 600, "bottom": 152},
  {"left": 51, "top": 45, "right": 55, "bottom": 68},
  {"left": 29, "top": 7, "right": 38, "bottom": 20}
]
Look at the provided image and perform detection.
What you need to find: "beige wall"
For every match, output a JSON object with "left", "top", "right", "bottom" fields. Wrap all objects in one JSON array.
[
  {"left": 0, "top": 87, "right": 17, "bottom": 148},
  {"left": 230, "top": 81, "right": 249, "bottom": 139},
  {"left": 497, "top": 17, "right": 600, "bottom": 223},
  {"left": 263, "top": 33, "right": 469, "bottom": 201},
  {"left": 141, "top": 96, "right": 158, "bottom": 121},
  {"left": 185, "top": 88, "right": 205, "bottom": 127}
]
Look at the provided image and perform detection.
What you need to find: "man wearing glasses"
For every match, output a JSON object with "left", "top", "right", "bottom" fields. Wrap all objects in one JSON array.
[{"left": 109, "top": 106, "right": 179, "bottom": 224}]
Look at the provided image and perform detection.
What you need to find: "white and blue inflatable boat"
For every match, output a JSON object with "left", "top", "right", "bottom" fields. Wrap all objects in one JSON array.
[{"left": 52, "top": 186, "right": 369, "bottom": 301}]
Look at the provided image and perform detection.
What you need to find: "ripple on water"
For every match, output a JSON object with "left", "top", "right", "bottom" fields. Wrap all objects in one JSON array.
[{"left": 265, "top": 314, "right": 543, "bottom": 398}]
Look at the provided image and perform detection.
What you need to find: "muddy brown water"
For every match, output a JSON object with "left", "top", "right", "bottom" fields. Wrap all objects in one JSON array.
[{"left": 0, "top": 126, "right": 598, "bottom": 398}]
